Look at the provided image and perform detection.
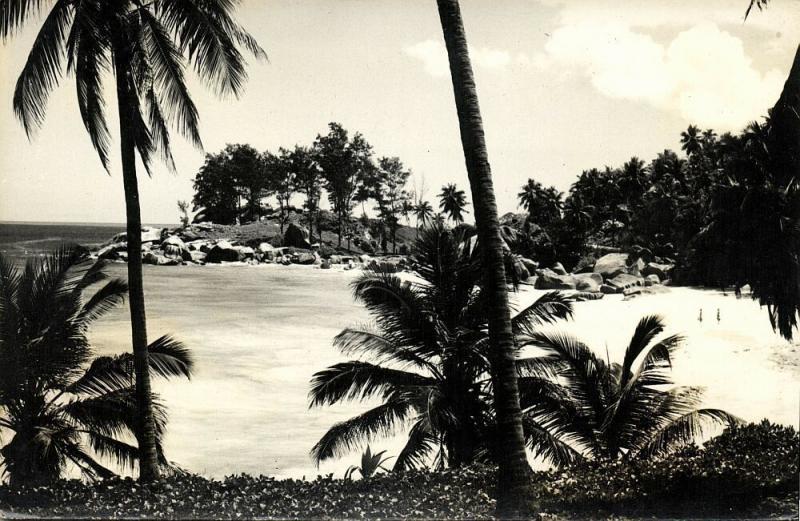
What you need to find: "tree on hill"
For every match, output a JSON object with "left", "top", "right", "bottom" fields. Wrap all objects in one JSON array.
[
  {"left": 314, "top": 123, "right": 375, "bottom": 249},
  {"left": 290, "top": 146, "right": 324, "bottom": 244},
  {"left": 193, "top": 145, "right": 266, "bottom": 225},
  {"left": 439, "top": 183, "right": 469, "bottom": 224},
  {"left": 270, "top": 149, "right": 297, "bottom": 234},
  {"left": 5, "top": 0, "right": 264, "bottom": 481},
  {"left": 229, "top": 144, "right": 269, "bottom": 223},
  {"left": 373, "top": 157, "right": 412, "bottom": 253}
]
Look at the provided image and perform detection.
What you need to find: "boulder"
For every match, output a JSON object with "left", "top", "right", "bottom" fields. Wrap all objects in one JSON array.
[
  {"left": 162, "top": 236, "right": 192, "bottom": 261},
  {"left": 535, "top": 269, "right": 576, "bottom": 290},
  {"left": 190, "top": 251, "right": 207, "bottom": 263},
  {"left": 551, "top": 262, "right": 568, "bottom": 275},
  {"left": 641, "top": 262, "right": 674, "bottom": 281},
  {"left": 284, "top": 223, "right": 311, "bottom": 249},
  {"left": 572, "top": 292, "right": 605, "bottom": 302},
  {"left": 519, "top": 257, "right": 539, "bottom": 273},
  {"left": 511, "top": 257, "right": 531, "bottom": 281},
  {"left": 600, "top": 284, "right": 617, "bottom": 294},
  {"left": 368, "top": 258, "right": 405, "bottom": 273},
  {"left": 140, "top": 227, "right": 165, "bottom": 243},
  {"left": 607, "top": 273, "right": 644, "bottom": 292},
  {"left": 593, "top": 253, "right": 629, "bottom": 280},
  {"left": 623, "top": 285, "right": 670, "bottom": 300},
  {"left": 206, "top": 241, "right": 241, "bottom": 263},
  {"left": 258, "top": 242, "right": 276, "bottom": 254},
  {"left": 329, "top": 255, "right": 343, "bottom": 264},
  {"left": 97, "top": 242, "right": 127, "bottom": 261},
  {"left": 142, "top": 251, "right": 178, "bottom": 266},
  {"left": 292, "top": 252, "right": 318, "bottom": 265},
  {"left": 234, "top": 246, "right": 255, "bottom": 259},
  {"left": 644, "top": 274, "right": 661, "bottom": 286},
  {"left": 320, "top": 259, "right": 332, "bottom": 269},
  {"left": 574, "top": 273, "right": 603, "bottom": 292},
  {"left": 630, "top": 245, "right": 655, "bottom": 263},
  {"left": 627, "top": 257, "right": 645, "bottom": 276}
]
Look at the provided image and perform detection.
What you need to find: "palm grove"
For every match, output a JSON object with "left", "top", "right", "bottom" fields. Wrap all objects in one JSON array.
[{"left": 1, "top": 0, "right": 799, "bottom": 520}]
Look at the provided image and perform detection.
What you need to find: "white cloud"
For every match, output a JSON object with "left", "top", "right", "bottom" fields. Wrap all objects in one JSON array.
[
  {"left": 541, "top": 22, "right": 785, "bottom": 129},
  {"left": 404, "top": 40, "right": 525, "bottom": 77}
]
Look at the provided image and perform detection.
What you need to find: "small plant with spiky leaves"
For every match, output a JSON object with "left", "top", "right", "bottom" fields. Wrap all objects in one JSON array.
[{"left": 343, "top": 446, "right": 393, "bottom": 480}]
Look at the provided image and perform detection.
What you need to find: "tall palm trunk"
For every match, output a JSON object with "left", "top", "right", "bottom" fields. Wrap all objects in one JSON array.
[
  {"left": 435, "top": 0, "right": 532, "bottom": 516},
  {"left": 114, "top": 50, "right": 161, "bottom": 482}
]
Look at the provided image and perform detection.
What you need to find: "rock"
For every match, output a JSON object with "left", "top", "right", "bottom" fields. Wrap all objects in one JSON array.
[
  {"left": 329, "top": 255, "right": 343, "bottom": 264},
  {"left": 593, "top": 253, "right": 629, "bottom": 280},
  {"left": 235, "top": 246, "right": 255, "bottom": 259},
  {"left": 162, "top": 236, "right": 192, "bottom": 261},
  {"left": 574, "top": 273, "right": 603, "bottom": 292},
  {"left": 519, "top": 257, "right": 539, "bottom": 273},
  {"left": 628, "top": 257, "right": 646, "bottom": 276},
  {"left": 206, "top": 241, "right": 241, "bottom": 263},
  {"left": 190, "top": 251, "right": 207, "bottom": 263},
  {"left": 97, "top": 242, "right": 127, "bottom": 260},
  {"left": 292, "top": 252, "right": 317, "bottom": 265},
  {"left": 630, "top": 245, "right": 654, "bottom": 263},
  {"left": 368, "top": 258, "right": 405, "bottom": 273},
  {"left": 607, "top": 273, "right": 644, "bottom": 292},
  {"left": 192, "top": 222, "right": 214, "bottom": 231},
  {"left": 320, "top": 260, "right": 332, "bottom": 269},
  {"left": 645, "top": 274, "right": 661, "bottom": 286},
  {"left": 178, "top": 229, "right": 203, "bottom": 241},
  {"left": 258, "top": 242, "right": 276, "bottom": 254},
  {"left": 600, "top": 284, "right": 617, "bottom": 294},
  {"left": 284, "top": 223, "right": 311, "bottom": 249},
  {"left": 641, "top": 262, "right": 674, "bottom": 281},
  {"left": 551, "top": 262, "right": 568, "bottom": 275},
  {"left": 572, "top": 292, "right": 605, "bottom": 301},
  {"left": 623, "top": 285, "right": 670, "bottom": 300},
  {"left": 142, "top": 251, "right": 178, "bottom": 266},
  {"left": 511, "top": 257, "right": 531, "bottom": 281},
  {"left": 535, "top": 269, "right": 576, "bottom": 290},
  {"left": 573, "top": 256, "right": 596, "bottom": 273},
  {"left": 140, "top": 227, "right": 165, "bottom": 243}
]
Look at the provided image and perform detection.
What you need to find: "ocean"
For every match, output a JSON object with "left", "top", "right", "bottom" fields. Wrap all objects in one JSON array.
[{"left": 1, "top": 222, "right": 798, "bottom": 480}]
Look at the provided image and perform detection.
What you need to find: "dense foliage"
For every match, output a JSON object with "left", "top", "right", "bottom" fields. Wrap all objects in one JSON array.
[
  {"left": 1, "top": 421, "right": 795, "bottom": 519},
  {"left": 0, "top": 248, "right": 193, "bottom": 485}
]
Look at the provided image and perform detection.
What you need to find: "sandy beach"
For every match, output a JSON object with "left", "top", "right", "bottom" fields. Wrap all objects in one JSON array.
[{"left": 86, "top": 264, "right": 800, "bottom": 479}]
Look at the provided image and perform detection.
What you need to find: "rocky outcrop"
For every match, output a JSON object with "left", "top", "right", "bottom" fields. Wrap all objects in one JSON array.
[
  {"left": 641, "top": 262, "right": 674, "bottom": 281},
  {"left": 206, "top": 241, "right": 242, "bottom": 263},
  {"left": 593, "top": 253, "right": 629, "bottom": 279},
  {"left": 551, "top": 262, "right": 568, "bottom": 275},
  {"left": 574, "top": 273, "right": 603, "bottom": 292},
  {"left": 535, "top": 269, "right": 577, "bottom": 290},
  {"left": 284, "top": 223, "right": 311, "bottom": 249},
  {"left": 162, "top": 236, "right": 192, "bottom": 261}
]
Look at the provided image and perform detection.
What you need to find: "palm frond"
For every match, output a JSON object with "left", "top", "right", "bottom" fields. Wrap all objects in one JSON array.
[
  {"left": 393, "top": 418, "right": 438, "bottom": 472},
  {"left": 521, "top": 415, "right": 584, "bottom": 468},
  {"left": 0, "top": 0, "right": 50, "bottom": 39},
  {"left": 84, "top": 431, "right": 140, "bottom": 471},
  {"left": 511, "top": 291, "right": 573, "bottom": 336},
  {"left": 634, "top": 408, "right": 741, "bottom": 459},
  {"left": 333, "top": 327, "right": 437, "bottom": 375},
  {"left": 308, "top": 361, "right": 433, "bottom": 408},
  {"left": 621, "top": 315, "right": 665, "bottom": 384},
  {"left": 310, "top": 397, "right": 415, "bottom": 464},
  {"left": 12, "top": 0, "right": 73, "bottom": 136},
  {"left": 75, "top": 278, "right": 128, "bottom": 326}
]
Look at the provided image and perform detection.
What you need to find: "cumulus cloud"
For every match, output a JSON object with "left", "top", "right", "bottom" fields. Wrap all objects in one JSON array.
[
  {"left": 542, "top": 22, "right": 785, "bottom": 129},
  {"left": 404, "top": 40, "right": 524, "bottom": 77}
]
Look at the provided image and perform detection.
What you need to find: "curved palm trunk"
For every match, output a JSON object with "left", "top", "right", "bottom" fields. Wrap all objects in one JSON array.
[
  {"left": 114, "top": 55, "right": 161, "bottom": 482},
  {"left": 435, "top": 0, "right": 532, "bottom": 516}
]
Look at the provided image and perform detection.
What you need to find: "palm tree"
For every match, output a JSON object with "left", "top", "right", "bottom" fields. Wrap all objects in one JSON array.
[
  {"left": 309, "top": 225, "right": 573, "bottom": 472},
  {"left": 5, "top": 0, "right": 264, "bottom": 481},
  {"left": 517, "top": 179, "right": 563, "bottom": 228},
  {"left": 438, "top": 183, "right": 469, "bottom": 224},
  {"left": 680, "top": 125, "right": 703, "bottom": 157},
  {"left": 0, "top": 248, "right": 193, "bottom": 485},
  {"left": 435, "top": 0, "right": 531, "bottom": 515},
  {"left": 518, "top": 315, "right": 739, "bottom": 460},
  {"left": 413, "top": 200, "right": 434, "bottom": 230}
]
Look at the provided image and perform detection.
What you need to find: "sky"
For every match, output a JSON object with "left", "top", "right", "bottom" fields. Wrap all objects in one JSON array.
[{"left": 0, "top": 0, "right": 799, "bottom": 224}]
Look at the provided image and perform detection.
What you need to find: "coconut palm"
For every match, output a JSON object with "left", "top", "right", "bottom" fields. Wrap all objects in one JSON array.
[
  {"left": 4, "top": 0, "right": 264, "bottom": 480},
  {"left": 518, "top": 315, "right": 739, "bottom": 460},
  {"left": 680, "top": 125, "right": 703, "bottom": 157},
  {"left": 434, "top": 1, "right": 531, "bottom": 515},
  {"left": 438, "top": 183, "right": 469, "bottom": 224},
  {"left": 0, "top": 248, "right": 193, "bottom": 485},
  {"left": 413, "top": 200, "right": 434, "bottom": 230},
  {"left": 309, "top": 225, "right": 574, "bottom": 472},
  {"left": 517, "top": 179, "right": 563, "bottom": 227}
]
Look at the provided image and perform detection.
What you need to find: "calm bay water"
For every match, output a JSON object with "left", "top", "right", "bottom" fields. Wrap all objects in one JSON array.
[{"left": 2, "top": 223, "right": 799, "bottom": 479}]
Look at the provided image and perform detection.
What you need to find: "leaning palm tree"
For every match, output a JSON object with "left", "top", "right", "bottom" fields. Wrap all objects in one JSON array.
[
  {"left": 438, "top": 183, "right": 469, "bottom": 224},
  {"left": 518, "top": 315, "right": 739, "bottom": 460},
  {"left": 0, "top": 248, "right": 193, "bottom": 485},
  {"left": 309, "top": 225, "right": 574, "bottom": 472},
  {"left": 4, "top": 0, "right": 264, "bottom": 480},
  {"left": 435, "top": 0, "right": 531, "bottom": 515}
]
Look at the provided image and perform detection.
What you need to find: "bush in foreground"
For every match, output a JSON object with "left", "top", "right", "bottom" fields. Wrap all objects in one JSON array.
[{"left": 0, "top": 421, "right": 796, "bottom": 519}]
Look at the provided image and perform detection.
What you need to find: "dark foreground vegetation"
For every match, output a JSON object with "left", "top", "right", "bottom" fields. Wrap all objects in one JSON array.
[{"left": 1, "top": 421, "right": 796, "bottom": 519}]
